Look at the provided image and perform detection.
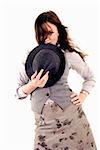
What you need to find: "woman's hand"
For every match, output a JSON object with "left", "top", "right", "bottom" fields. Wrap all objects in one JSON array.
[
  {"left": 70, "top": 92, "right": 88, "bottom": 105},
  {"left": 31, "top": 69, "right": 49, "bottom": 88}
]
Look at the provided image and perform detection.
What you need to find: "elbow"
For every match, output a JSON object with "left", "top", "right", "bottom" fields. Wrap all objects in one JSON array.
[
  {"left": 14, "top": 93, "right": 27, "bottom": 100},
  {"left": 82, "top": 76, "right": 96, "bottom": 93}
]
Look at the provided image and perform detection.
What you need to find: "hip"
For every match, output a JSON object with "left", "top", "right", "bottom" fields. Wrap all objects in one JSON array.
[{"left": 34, "top": 98, "right": 86, "bottom": 127}]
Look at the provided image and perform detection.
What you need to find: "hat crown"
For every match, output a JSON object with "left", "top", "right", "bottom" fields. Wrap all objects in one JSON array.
[{"left": 32, "top": 49, "right": 60, "bottom": 75}]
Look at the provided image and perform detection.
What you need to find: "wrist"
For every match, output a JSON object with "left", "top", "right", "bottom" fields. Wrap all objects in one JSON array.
[
  {"left": 80, "top": 90, "right": 89, "bottom": 97},
  {"left": 21, "top": 81, "right": 37, "bottom": 95}
]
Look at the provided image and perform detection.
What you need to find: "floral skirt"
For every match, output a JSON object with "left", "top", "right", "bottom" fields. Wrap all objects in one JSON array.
[{"left": 33, "top": 99, "right": 97, "bottom": 150}]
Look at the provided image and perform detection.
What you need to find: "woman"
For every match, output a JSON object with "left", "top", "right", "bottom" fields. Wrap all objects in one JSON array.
[{"left": 16, "top": 11, "right": 97, "bottom": 150}]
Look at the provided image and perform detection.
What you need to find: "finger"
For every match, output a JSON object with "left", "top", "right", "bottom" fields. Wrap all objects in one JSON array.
[
  {"left": 75, "top": 103, "right": 82, "bottom": 106},
  {"left": 36, "top": 69, "right": 44, "bottom": 80},
  {"left": 70, "top": 93, "right": 78, "bottom": 98},
  {"left": 39, "top": 72, "right": 49, "bottom": 87},
  {"left": 40, "top": 71, "right": 49, "bottom": 80},
  {"left": 31, "top": 71, "right": 37, "bottom": 80},
  {"left": 72, "top": 99, "right": 80, "bottom": 104},
  {"left": 71, "top": 95, "right": 79, "bottom": 102},
  {"left": 72, "top": 99, "right": 81, "bottom": 105},
  {"left": 40, "top": 72, "right": 49, "bottom": 84},
  {"left": 38, "top": 78, "right": 47, "bottom": 88}
]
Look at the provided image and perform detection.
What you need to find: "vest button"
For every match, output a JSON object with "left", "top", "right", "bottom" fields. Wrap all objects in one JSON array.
[
  {"left": 69, "top": 88, "right": 72, "bottom": 92},
  {"left": 46, "top": 93, "right": 49, "bottom": 96}
]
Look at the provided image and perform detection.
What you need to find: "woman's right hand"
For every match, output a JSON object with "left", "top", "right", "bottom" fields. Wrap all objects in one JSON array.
[{"left": 31, "top": 69, "right": 49, "bottom": 88}]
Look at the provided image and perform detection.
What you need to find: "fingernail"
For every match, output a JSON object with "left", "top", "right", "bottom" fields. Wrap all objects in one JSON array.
[{"left": 34, "top": 70, "right": 37, "bottom": 74}]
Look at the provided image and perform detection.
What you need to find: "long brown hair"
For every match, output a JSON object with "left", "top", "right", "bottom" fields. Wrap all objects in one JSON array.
[{"left": 34, "top": 11, "right": 87, "bottom": 60}]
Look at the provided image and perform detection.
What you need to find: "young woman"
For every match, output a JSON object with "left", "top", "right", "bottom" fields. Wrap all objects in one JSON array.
[{"left": 16, "top": 11, "right": 97, "bottom": 150}]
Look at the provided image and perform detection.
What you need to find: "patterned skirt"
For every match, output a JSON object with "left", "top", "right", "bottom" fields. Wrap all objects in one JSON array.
[{"left": 33, "top": 99, "right": 97, "bottom": 150}]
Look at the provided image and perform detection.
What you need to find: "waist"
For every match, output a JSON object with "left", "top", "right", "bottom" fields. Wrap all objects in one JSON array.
[
  {"left": 31, "top": 86, "right": 74, "bottom": 114},
  {"left": 44, "top": 98, "right": 55, "bottom": 105}
]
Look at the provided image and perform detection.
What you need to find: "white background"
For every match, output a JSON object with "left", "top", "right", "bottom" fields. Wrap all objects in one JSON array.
[{"left": 1, "top": 0, "right": 100, "bottom": 149}]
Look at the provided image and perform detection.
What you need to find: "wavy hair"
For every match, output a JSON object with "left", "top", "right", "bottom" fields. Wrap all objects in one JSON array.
[{"left": 34, "top": 11, "right": 87, "bottom": 60}]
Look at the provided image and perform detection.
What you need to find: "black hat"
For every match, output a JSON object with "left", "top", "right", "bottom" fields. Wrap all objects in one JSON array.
[{"left": 25, "top": 43, "right": 66, "bottom": 88}]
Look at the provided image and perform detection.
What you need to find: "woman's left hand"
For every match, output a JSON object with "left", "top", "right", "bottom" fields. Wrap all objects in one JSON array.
[{"left": 70, "top": 92, "right": 87, "bottom": 105}]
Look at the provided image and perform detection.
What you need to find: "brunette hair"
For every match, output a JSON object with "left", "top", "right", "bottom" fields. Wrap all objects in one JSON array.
[{"left": 34, "top": 10, "right": 87, "bottom": 60}]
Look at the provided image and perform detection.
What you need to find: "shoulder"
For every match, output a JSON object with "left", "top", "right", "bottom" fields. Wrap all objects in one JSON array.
[
  {"left": 21, "top": 50, "right": 30, "bottom": 65},
  {"left": 17, "top": 50, "right": 30, "bottom": 74},
  {"left": 21, "top": 45, "right": 38, "bottom": 65},
  {"left": 64, "top": 50, "right": 83, "bottom": 64}
]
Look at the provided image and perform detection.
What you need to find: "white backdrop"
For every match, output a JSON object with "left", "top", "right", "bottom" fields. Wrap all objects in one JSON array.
[{"left": 1, "top": 0, "right": 100, "bottom": 150}]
